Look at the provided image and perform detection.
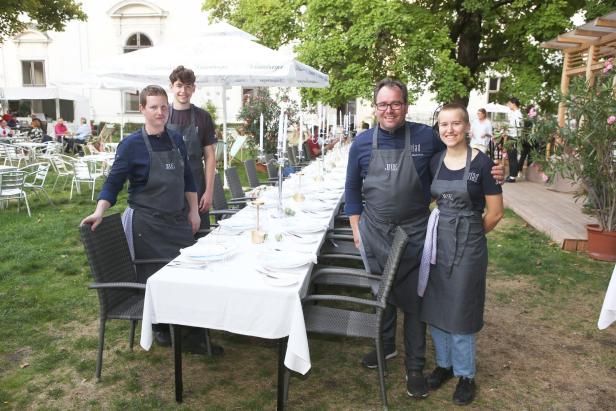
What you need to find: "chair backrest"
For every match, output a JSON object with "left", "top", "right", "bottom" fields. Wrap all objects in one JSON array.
[
  {"left": 212, "top": 172, "right": 228, "bottom": 210},
  {"left": 286, "top": 146, "right": 297, "bottom": 166},
  {"left": 224, "top": 167, "right": 245, "bottom": 199},
  {"left": 302, "top": 141, "right": 314, "bottom": 161},
  {"left": 0, "top": 171, "right": 25, "bottom": 193},
  {"left": 20, "top": 162, "right": 49, "bottom": 187},
  {"left": 244, "top": 159, "right": 260, "bottom": 188},
  {"left": 80, "top": 213, "right": 138, "bottom": 313},
  {"left": 73, "top": 160, "right": 92, "bottom": 179},
  {"left": 265, "top": 155, "right": 278, "bottom": 179},
  {"left": 375, "top": 226, "right": 409, "bottom": 305}
]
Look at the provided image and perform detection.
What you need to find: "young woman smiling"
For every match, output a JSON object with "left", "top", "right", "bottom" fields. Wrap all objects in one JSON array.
[{"left": 418, "top": 103, "right": 504, "bottom": 405}]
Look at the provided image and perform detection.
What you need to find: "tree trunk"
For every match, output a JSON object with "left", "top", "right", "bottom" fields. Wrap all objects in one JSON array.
[{"left": 451, "top": 9, "right": 483, "bottom": 107}]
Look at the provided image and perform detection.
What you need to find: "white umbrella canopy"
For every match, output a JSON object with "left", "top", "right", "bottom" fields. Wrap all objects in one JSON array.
[
  {"left": 92, "top": 24, "right": 329, "bottom": 170},
  {"left": 485, "top": 102, "right": 511, "bottom": 114}
]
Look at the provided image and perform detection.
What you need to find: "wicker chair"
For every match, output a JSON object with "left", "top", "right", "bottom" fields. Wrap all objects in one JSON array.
[
  {"left": 210, "top": 173, "right": 240, "bottom": 223},
  {"left": 288, "top": 226, "right": 408, "bottom": 410},
  {"left": 224, "top": 167, "right": 252, "bottom": 204},
  {"left": 243, "top": 159, "right": 261, "bottom": 189},
  {"left": 80, "top": 213, "right": 170, "bottom": 380}
]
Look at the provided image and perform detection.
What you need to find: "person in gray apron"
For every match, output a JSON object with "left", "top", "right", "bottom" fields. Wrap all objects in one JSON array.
[
  {"left": 167, "top": 66, "right": 217, "bottom": 232},
  {"left": 81, "top": 86, "right": 206, "bottom": 351},
  {"left": 418, "top": 104, "right": 503, "bottom": 405}
]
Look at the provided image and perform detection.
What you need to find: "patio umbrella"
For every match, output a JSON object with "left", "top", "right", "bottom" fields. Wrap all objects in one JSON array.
[{"left": 91, "top": 23, "right": 329, "bottom": 171}]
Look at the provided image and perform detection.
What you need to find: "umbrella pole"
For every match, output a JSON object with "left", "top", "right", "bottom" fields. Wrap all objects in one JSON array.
[
  {"left": 120, "top": 92, "right": 125, "bottom": 140},
  {"left": 222, "top": 86, "right": 228, "bottom": 187}
]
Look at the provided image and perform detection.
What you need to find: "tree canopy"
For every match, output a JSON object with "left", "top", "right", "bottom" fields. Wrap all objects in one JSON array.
[
  {"left": 0, "top": 0, "right": 86, "bottom": 42},
  {"left": 203, "top": 0, "right": 616, "bottom": 109}
]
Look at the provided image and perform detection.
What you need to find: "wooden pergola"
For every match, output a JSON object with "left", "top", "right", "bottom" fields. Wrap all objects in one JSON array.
[{"left": 542, "top": 11, "right": 616, "bottom": 127}]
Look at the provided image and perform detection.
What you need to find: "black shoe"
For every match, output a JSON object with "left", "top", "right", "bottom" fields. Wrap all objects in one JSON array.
[
  {"left": 154, "top": 331, "right": 171, "bottom": 347},
  {"left": 505, "top": 176, "right": 516, "bottom": 183},
  {"left": 453, "top": 377, "right": 476, "bottom": 405},
  {"left": 361, "top": 347, "right": 397, "bottom": 369},
  {"left": 406, "top": 370, "right": 429, "bottom": 398},
  {"left": 427, "top": 366, "right": 453, "bottom": 390}
]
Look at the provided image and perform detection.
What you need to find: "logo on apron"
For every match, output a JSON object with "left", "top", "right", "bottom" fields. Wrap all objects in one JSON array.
[
  {"left": 442, "top": 193, "right": 454, "bottom": 200},
  {"left": 165, "top": 162, "right": 176, "bottom": 170},
  {"left": 385, "top": 163, "right": 400, "bottom": 171}
]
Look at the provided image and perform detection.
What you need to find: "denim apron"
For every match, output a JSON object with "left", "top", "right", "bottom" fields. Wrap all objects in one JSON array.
[
  {"left": 359, "top": 124, "right": 430, "bottom": 312},
  {"left": 126, "top": 128, "right": 194, "bottom": 282},
  {"left": 420, "top": 147, "right": 487, "bottom": 334},
  {"left": 167, "top": 104, "right": 209, "bottom": 229}
]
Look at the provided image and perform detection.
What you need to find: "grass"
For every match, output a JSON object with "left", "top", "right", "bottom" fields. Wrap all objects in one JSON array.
[{"left": 0, "top": 160, "right": 614, "bottom": 410}]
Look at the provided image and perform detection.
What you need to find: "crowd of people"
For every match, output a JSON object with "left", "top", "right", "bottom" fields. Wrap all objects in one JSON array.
[{"left": 75, "top": 69, "right": 519, "bottom": 406}]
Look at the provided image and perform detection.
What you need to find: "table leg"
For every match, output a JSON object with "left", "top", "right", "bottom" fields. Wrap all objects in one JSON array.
[
  {"left": 172, "top": 324, "right": 183, "bottom": 403},
  {"left": 277, "top": 337, "right": 289, "bottom": 411}
]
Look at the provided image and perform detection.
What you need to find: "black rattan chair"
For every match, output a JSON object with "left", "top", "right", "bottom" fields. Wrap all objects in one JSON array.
[
  {"left": 224, "top": 167, "right": 252, "bottom": 203},
  {"left": 286, "top": 226, "right": 408, "bottom": 410},
  {"left": 80, "top": 213, "right": 170, "bottom": 380},
  {"left": 244, "top": 159, "right": 261, "bottom": 188},
  {"left": 210, "top": 173, "right": 240, "bottom": 223}
]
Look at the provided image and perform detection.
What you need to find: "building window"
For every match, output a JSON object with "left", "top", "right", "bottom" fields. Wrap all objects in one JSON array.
[
  {"left": 123, "top": 32, "right": 152, "bottom": 53},
  {"left": 488, "top": 77, "right": 500, "bottom": 92},
  {"left": 123, "top": 33, "right": 152, "bottom": 112},
  {"left": 22, "top": 61, "right": 45, "bottom": 86}
]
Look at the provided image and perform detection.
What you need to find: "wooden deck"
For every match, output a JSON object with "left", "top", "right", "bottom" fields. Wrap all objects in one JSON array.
[{"left": 502, "top": 181, "right": 597, "bottom": 251}]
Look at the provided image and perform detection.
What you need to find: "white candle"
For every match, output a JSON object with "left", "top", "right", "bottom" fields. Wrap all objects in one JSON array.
[{"left": 259, "top": 113, "right": 264, "bottom": 151}]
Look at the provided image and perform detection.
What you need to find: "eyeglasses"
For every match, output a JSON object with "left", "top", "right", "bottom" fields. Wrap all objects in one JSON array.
[{"left": 375, "top": 102, "right": 405, "bottom": 111}]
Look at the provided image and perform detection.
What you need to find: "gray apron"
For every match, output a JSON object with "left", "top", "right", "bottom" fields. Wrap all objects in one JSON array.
[
  {"left": 359, "top": 124, "right": 430, "bottom": 312},
  {"left": 129, "top": 127, "right": 194, "bottom": 282},
  {"left": 420, "top": 147, "right": 487, "bottom": 334},
  {"left": 167, "top": 105, "right": 209, "bottom": 229}
]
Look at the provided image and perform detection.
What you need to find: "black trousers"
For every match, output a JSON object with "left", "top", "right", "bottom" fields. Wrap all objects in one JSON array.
[
  {"left": 516, "top": 141, "right": 533, "bottom": 175},
  {"left": 381, "top": 302, "right": 426, "bottom": 372},
  {"left": 507, "top": 146, "right": 518, "bottom": 177}
]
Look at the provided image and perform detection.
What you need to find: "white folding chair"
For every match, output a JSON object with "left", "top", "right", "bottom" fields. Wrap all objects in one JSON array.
[{"left": 50, "top": 154, "right": 74, "bottom": 192}]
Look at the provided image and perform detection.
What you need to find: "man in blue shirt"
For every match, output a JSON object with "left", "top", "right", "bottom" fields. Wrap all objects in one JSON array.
[{"left": 345, "top": 79, "right": 502, "bottom": 399}]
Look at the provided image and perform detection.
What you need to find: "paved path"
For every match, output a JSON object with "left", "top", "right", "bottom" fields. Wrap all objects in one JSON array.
[{"left": 502, "top": 181, "right": 597, "bottom": 251}]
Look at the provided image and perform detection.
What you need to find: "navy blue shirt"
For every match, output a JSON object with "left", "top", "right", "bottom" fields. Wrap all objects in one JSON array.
[
  {"left": 430, "top": 150, "right": 502, "bottom": 212},
  {"left": 344, "top": 122, "right": 446, "bottom": 216},
  {"left": 98, "top": 128, "right": 196, "bottom": 206}
]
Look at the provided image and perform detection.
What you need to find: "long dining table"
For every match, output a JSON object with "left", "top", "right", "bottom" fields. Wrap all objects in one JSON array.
[{"left": 140, "top": 145, "right": 349, "bottom": 409}]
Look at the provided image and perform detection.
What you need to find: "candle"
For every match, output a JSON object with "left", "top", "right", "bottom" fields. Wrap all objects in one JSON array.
[{"left": 259, "top": 113, "right": 264, "bottom": 151}]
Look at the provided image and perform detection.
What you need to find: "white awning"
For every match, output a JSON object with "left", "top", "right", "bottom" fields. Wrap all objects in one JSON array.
[{"left": 0, "top": 86, "right": 88, "bottom": 101}]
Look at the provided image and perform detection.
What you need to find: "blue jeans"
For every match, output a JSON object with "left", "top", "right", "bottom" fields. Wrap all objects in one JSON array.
[{"left": 429, "top": 325, "right": 476, "bottom": 378}]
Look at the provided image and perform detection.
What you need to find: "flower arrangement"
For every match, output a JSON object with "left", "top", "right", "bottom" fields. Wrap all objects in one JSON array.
[{"left": 531, "top": 58, "right": 616, "bottom": 232}]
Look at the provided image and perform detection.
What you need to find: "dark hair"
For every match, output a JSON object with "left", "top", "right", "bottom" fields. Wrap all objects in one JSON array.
[
  {"left": 139, "top": 85, "right": 168, "bottom": 106},
  {"left": 438, "top": 103, "right": 470, "bottom": 124},
  {"left": 373, "top": 78, "right": 408, "bottom": 104},
  {"left": 508, "top": 97, "right": 520, "bottom": 107},
  {"left": 169, "top": 65, "right": 196, "bottom": 85},
  {"left": 477, "top": 108, "right": 487, "bottom": 116}
]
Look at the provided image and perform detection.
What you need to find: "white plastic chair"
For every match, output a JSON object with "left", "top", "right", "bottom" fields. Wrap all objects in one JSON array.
[
  {"left": 70, "top": 160, "right": 103, "bottom": 201},
  {"left": 0, "top": 171, "right": 31, "bottom": 217}
]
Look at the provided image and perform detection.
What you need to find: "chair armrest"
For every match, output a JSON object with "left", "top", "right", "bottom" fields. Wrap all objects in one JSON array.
[
  {"left": 311, "top": 266, "right": 382, "bottom": 281},
  {"left": 134, "top": 258, "right": 172, "bottom": 265},
  {"left": 325, "top": 233, "right": 354, "bottom": 241},
  {"left": 89, "top": 282, "right": 146, "bottom": 290},
  {"left": 302, "top": 294, "right": 385, "bottom": 309},
  {"left": 210, "top": 209, "right": 239, "bottom": 218},
  {"left": 318, "top": 253, "right": 364, "bottom": 262}
]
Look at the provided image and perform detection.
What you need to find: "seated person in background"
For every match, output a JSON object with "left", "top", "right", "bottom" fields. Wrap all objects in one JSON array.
[
  {"left": 28, "top": 118, "right": 44, "bottom": 141},
  {"left": 0, "top": 119, "right": 14, "bottom": 137},
  {"left": 307, "top": 125, "right": 340, "bottom": 157},
  {"left": 54, "top": 118, "right": 70, "bottom": 143},
  {"left": 3, "top": 112, "right": 17, "bottom": 128},
  {"left": 68, "top": 117, "right": 91, "bottom": 154}
]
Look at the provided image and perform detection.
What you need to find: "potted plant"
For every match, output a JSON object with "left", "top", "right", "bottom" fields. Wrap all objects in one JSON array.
[{"left": 531, "top": 58, "right": 616, "bottom": 261}]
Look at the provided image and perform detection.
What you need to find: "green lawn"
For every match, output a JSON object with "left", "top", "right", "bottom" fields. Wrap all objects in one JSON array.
[{"left": 0, "top": 162, "right": 614, "bottom": 410}]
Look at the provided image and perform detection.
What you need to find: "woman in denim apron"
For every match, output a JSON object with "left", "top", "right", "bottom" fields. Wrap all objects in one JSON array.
[{"left": 418, "top": 104, "right": 504, "bottom": 405}]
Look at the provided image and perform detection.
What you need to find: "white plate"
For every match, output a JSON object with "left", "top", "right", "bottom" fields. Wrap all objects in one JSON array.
[
  {"left": 180, "top": 244, "right": 235, "bottom": 262},
  {"left": 217, "top": 218, "right": 255, "bottom": 230},
  {"left": 264, "top": 276, "right": 298, "bottom": 287},
  {"left": 286, "top": 222, "right": 328, "bottom": 235},
  {"left": 258, "top": 251, "right": 314, "bottom": 270}
]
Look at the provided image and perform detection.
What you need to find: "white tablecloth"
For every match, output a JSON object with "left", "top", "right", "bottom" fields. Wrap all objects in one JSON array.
[
  {"left": 140, "top": 148, "right": 349, "bottom": 374},
  {"left": 598, "top": 264, "right": 616, "bottom": 329}
]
